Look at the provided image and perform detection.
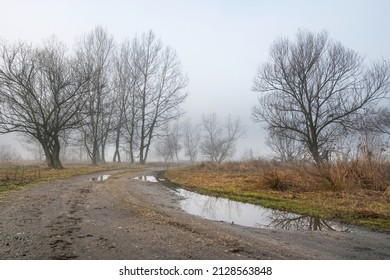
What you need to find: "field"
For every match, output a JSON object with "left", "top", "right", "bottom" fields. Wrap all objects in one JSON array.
[
  {"left": 164, "top": 160, "right": 390, "bottom": 232},
  {"left": 2, "top": 159, "right": 389, "bottom": 232},
  {"left": 0, "top": 162, "right": 142, "bottom": 201}
]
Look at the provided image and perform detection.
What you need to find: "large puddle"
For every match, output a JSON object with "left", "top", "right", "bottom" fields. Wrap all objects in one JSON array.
[
  {"left": 134, "top": 175, "right": 353, "bottom": 232},
  {"left": 175, "top": 189, "right": 351, "bottom": 231}
]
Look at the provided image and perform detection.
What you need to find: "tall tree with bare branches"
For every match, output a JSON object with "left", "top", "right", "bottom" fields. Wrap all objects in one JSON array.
[
  {"left": 201, "top": 113, "right": 246, "bottom": 163},
  {"left": 181, "top": 118, "right": 201, "bottom": 162},
  {"left": 131, "top": 30, "right": 188, "bottom": 164},
  {"left": 75, "top": 26, "right": 115, "bottom": 165},
  {"left": 0, "top": 38, "right": 91, "bottom": 169},
  {"left": 111, "top": 40, "right": 139, "bottom": 163},
  {"left": 252, "top": 30, "right": 390, "bottom": 164}
]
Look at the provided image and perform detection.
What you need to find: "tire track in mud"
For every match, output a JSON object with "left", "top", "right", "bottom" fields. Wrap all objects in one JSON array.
[
  {"left": 45, "top": 185, "right": 91, "bottom": 260},
  {"left": 112, "top": 179, "right": 277, "bottom": 259},
  {"left": 2, "top": 168, "right": 390, "bottom": 260}
]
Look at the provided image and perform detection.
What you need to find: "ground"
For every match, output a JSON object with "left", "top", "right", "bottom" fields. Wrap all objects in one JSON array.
[{"left": 0, "top": 166, "right": 389, "bottom": 260}]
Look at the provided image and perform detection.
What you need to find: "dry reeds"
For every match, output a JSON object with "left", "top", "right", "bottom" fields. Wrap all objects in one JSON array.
[
  {"left": 195, "top": 154, "right": 390, "bottom": 194},
  {"left": 0, "top": 164, "right": 42, "bottom": 183}
]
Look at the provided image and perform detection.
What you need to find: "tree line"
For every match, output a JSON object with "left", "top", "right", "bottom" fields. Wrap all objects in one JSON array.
[
  {"left": 2, "top": 28, "right": 389, "bottom": 168},
  {"left": 0, "top": 27, "right": 188, "bottom": 168},
  {"left": 155, "top": 113, "right": 245, "bottom": 164}
]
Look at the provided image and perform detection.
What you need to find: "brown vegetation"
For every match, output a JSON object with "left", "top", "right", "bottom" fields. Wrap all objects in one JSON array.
[
  {"left": 164, "top": 159, "right": 390, "bottom": 232},
  {"left": 0, "top": 162, "right": 138, "bottom": 201}
]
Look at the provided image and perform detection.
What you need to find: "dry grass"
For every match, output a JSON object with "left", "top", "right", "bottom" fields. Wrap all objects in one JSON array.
[
  {"left": 0, "top": 165, "right": 42, "bottom": 182},
  {"left": 0, "top": 162, "right": 142, "bottom": 201},
  {"left": 164, "top": 159, "right": 390, "bottom": 232}
]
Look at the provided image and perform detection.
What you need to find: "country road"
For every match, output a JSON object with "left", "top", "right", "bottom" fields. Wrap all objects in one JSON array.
[{"left": 1, "top": 167, "right": 389, "bottom": 260}]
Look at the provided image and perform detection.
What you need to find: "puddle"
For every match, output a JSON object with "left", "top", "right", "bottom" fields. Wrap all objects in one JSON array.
[
  {"left": 132, "top": 174, "right": 355, "bottom": 232},
  {"left": 175, "top": 188, "right": 352, "bottom": 232},
  {"left": 90, "top": 175, "right": 111, "bottom": 182},
  {"left": 132, "top": 175, "right": 162, "bottom": 183}
]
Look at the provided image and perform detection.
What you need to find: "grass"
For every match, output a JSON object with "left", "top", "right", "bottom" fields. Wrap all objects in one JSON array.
[
  {"left": 0, "top": 162, "right": 144, "bottom": 201},
  {"left": 163, "top": 160, "right": 390, "bottom": 232}
]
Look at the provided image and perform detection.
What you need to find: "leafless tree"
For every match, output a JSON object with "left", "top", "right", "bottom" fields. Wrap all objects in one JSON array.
[
  {"left": 111, "top": 43, "right": 127, "bottom": 162},
  {"left": 252, "top": 30, "right": 390, "bottom": 165},
  {"left": 200, "top": 113, "right": 246, "bottom": 163},
  {"left": 22, "top": 137, "right": 45, "bottom": 162},
  {"left": 130, "top": 30, "right": 188, "bottom": 164},
  {"left": 155, "top": 122, "right": 181, "bottom": 163},
  {"left": 181, "top": 118, "right": 201, "bottom": 162},
  {"left": 156, "top": 139, "right": 174, "bottom": 163},
  {"left": 111, "top": 39, "right": 141, "bottom": 163},
  {"left": 0, "top": 144, "right": 21, "bottom": 163},
  {"left": 75, "top": 26, "right": 115, "bottom": 165},
  {"left": 170, "top": 121, "right": 182, "bottom": 161},
  {"left": 0, "top": 38, "right": 91, "bottom": 169},
  {"left": 266, "top": 128, "right": 307, "bottom": 162}
]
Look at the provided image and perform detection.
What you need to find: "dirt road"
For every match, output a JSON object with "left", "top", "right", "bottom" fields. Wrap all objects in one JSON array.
[{"left": 0, "top": 167, "right": 389, "bottom": 259}]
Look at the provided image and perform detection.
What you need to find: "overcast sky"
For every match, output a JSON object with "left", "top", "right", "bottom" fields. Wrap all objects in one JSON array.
[{"left": 1, "top": 0, "right": 389, "bottom": 160}]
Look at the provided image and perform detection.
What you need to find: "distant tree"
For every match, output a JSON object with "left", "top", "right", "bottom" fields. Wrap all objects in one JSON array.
[
  {"left": 170, "top": 121, "right": 182, "bottom": 161},
  {"left": 181, "top": 118, "right": 201, "bottom": 162},
  {"left": 200, "top": 113, "right": 246, "bottom": 163},
  {"left": 156, "top": 121, "right": 182, "bottom": 163},
  {"left": 112, "top": 41, "right": 129, "bottom": 162},
  {"left": 252, "top": 30, "right": 390, "bottom": 165},
  {"left": 75, "top": 26, "right": 115, "bottom": 165},
  {"left": 348, "top": 107, "right": 390, "bottom": 163},
  {"left": 131, "top": 31, "right": 188, "bottom": 164},
  {"left": 112, "top": 39, "right": 141, "bottom": 163},
  {"left": 0, "top": 144, "right": 21, "bottom": 163},
  {"left": 22, "top": 137, "right": 45, "bottom": 162},
  {"left": 0, "top": 38, "right": 91, "bottom": 169},
  {"left": 266, "top": 128, "right": 307, "bottom": 162}
]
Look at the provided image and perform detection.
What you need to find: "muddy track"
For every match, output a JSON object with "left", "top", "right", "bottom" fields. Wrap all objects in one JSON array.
[{"left": 0, "top": 167, "right": 390, "bottom": 259}]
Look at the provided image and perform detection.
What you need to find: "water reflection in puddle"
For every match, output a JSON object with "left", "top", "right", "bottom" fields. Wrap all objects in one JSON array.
[
  {"left": 175, "top": 189, "right": 351, "bottom": 232},
  {"left": 133, "top": 175, "right": 162, "bottom": 183},
  {"left": 90, "top": 175, "right": 111, "bottom": 182},
  {"left": 132, "top": 174, "right": 353, "bottom": 231}
]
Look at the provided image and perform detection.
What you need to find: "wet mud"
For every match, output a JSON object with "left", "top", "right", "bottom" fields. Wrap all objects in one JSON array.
[{"left": 1, "top": 168, "right": 390, "bottom": 259}]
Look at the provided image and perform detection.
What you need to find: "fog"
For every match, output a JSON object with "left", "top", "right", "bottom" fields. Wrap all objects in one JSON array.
[{"left": 1, "top": 0, "right": 389, "bottom": 161}]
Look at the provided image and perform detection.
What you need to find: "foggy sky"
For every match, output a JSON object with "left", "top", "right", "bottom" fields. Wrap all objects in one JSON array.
[{"left": 1, "top": 0, "right": 389, "bottom": 160}]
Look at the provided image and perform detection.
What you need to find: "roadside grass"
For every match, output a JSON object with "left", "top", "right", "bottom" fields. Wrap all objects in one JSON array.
[
  {"left": 163, "top": 160, "right": 390, "bottom": 232},
  {"left": 0, "top": 162, "right": 144, "bottom": 201}
]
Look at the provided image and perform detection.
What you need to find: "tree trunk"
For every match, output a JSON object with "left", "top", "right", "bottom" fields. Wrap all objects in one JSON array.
[
  {"left": 101, "top": 142, "right": 106, "bottom": 163},
  {"left": 41, "top": 140, "right": 64, "bottom": 169},
  {"left": 128, "top": 141, "right": 135, "bottom": 163},
  {"left": 113, "top": 150, "right": 121, "bottom": 162},
  {"left": 91, "top": 142, "right": 99, "bottom": 165},
  {"left": 113, "top": 129, "right": 121, "bottom": 162},
  {"left": 139, "top": 153, "right": 146, "bottom": 164}
]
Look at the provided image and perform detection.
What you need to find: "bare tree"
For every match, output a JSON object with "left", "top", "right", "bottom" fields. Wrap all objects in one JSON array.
[
  {"left": 0, "top": 144, "right": 21, "bottom": 163},
  {"left": 111, "top": 43, "right": 127, "bottom": 162},
  {"left": 0, "top": 38, "right": 91, "bottom": 169},
  {"left": 181, "top": 118, "right": 201, "bottom": 162},
  {"left": 111, "top": 39, "right": 140, "bottom": 163},
  {"left": 22, "top": 137, "right": 45, "bottom": 162},
  {"left": 155, "top": 122, "right": 181, "bottom": 163},
  {"left": 131, "top": 31, "right": 188, "bottom": 164},
  {"left": 266, "top": 128, "right": 307, "bottom": 162},
  {"left": 252, "top": 30, "right": 390, "bottom": 165},
  {"left": 75, "top": 26, "right": 115, "bottom": 165},
  {"left": 170, "top": 121, "right": 182, "bottom": 161},
  {"left": 200, "top": 113, "right": 246, "bottom": 163}
]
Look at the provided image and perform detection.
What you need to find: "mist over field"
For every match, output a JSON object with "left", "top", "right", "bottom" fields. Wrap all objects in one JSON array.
[
  {"left": 1, "top": 2, "right": 390, "bottom": 268},
  {"left": 0, "top": 0, "right": 389, "bottom": 164}
]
